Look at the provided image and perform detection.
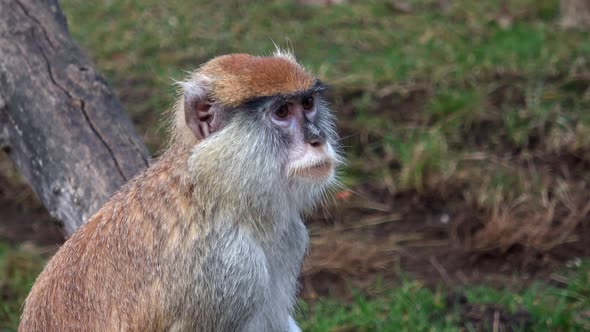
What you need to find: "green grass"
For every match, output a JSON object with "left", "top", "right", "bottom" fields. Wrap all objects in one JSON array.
[
  {"left": 296, "top": 262, "right": 590, "bottom": 331},
  {"left": 58, "top": 0, "right": 590, "bottom": 201},
  {"left": 0, "top": 244, "right": 44, "bottom": 332},
  {"left": 59, "top": 0, "right": 589, "bottom": 156},
  {"left": 297, "top": 281, "right": 457, "bottom": 332}
]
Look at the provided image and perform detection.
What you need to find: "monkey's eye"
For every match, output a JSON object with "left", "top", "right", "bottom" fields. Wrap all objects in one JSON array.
[
  {"left": 274, "top": 104, "right": 290, "bottom": 119},
  {"left": 302, "top": 96, "right": 314, "bottom": 111}
]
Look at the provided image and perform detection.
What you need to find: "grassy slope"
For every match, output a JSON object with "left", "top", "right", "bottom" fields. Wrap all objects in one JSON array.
[
  {"left": 1, "top": 0, "right": 590, "bottom": 331},
  {"left": 60, "top": 2, "right": 590, "bottom": 254}
]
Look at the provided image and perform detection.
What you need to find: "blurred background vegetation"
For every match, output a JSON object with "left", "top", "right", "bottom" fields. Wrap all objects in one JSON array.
[{"left": 1, "top": 0, "right": 589, "bottom": 331}]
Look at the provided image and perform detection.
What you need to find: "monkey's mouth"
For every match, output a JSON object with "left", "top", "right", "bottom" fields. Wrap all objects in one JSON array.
[{"left": 291, "top": 159, "right": 334, "bottom": 180}]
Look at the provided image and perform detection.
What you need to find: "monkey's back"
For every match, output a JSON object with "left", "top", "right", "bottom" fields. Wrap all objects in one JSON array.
[
  {"left": 19, "top": 153, "right": 191, "bottom": 331},
  {"left": 19, "top": 205, "right": 166, "bottom": 330}
]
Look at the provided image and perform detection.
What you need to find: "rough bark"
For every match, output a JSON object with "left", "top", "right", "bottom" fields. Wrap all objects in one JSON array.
[
  {"left": 560, "top": 0, "right": 590, "bottom": 29},
  {"left": 0, "top": 0, "right": 150, "bottom": 234}
]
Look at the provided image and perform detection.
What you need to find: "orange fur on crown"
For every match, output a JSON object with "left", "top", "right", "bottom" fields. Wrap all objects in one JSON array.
[{"left": 200, "top": 53, "right": 316, "bottom": 107}]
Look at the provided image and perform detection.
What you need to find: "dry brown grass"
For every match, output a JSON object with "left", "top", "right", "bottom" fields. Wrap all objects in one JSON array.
[
  {"left": 302, "top": 234, "right": 398, "bottom": 278},
  {"left": 449, "top": 145, "right": 590, "bottom": 254},
  {"left": 457, "top": 183, "right": 590, "bottom": 253}
]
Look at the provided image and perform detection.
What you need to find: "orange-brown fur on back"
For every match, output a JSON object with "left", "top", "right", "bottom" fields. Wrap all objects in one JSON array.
[
  {"left": 19, "top": 146, "right": 195, "bottom": 331},
  {"left": 200, "top": 53, "right": 316, "bottom": 107}
]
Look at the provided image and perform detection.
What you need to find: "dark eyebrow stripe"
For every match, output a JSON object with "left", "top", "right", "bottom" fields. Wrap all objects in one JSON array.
[
  {"left": 285, "top": 80, "right": 326, "bottom": 99},
  {"left": 239, "top": 80, "right": 327, "bottom": 109},
  {"left": 241, "top": 95, "right": 275, "bottom": 110}
]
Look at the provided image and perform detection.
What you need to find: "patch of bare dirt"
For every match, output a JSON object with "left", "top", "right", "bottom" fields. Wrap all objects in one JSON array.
[{"left": 300, "top": 184, "right": 590, "bottom": 300}]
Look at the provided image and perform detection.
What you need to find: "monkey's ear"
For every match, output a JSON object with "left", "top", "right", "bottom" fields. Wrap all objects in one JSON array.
[{"left": 181, "top": 78, "right": 217, "bottom": 140}]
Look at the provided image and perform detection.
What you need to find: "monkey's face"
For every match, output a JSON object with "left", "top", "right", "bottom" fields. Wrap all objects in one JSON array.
[
  {"left": 180, "top": 52, "right": 341, "bottom": 211},
  {"left": 266, "top": 91, "right": 339, "bottom": 185},
  {"left": 183, "top": 88, "right": 340, "bottom": 212},
  {"left": 219, "top": 90, "right": 341, "bottom": 210}
]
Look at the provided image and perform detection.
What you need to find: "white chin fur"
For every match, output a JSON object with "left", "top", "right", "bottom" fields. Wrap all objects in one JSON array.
[
  {"left": 287, "top": 142, "right": 339, "bottom": 182},
  {"left": 286, "top": 143, "right": 339, "bottom": 212}
]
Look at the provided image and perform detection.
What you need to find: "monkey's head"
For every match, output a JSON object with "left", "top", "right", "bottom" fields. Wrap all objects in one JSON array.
[{"left": 173, "top": 50, "right": 341, "bottom": 214}]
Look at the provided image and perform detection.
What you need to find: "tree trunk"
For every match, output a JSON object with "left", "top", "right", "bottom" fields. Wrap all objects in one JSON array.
[
  {"left": 0, "top": 0, "right": 150, "bottom": 235},
  {"left": 560, "top": 0, "right": 590, "bottom": 29}
]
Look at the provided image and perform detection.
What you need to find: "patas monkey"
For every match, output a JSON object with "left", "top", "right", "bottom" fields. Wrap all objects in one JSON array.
[{"left": 19, "top": 50, "right": 341, "bottom": 331}]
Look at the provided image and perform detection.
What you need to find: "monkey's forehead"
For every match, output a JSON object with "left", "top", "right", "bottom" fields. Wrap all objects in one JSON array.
[{"left": 200, "top": 54, "right": 317, "bottom": 107}]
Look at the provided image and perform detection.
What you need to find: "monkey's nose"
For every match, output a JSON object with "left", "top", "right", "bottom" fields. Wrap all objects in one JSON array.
[
  {"left": 308, "top": 138, "right": 324, "bottom": 148},
  {"left": 303, "top": 122, "right": 325, "bottom": 148}
]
